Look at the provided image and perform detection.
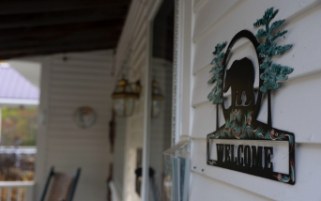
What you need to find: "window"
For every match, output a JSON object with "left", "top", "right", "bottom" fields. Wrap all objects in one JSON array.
[
  {"left": 1, "top": 106, "right": 37, "bottom": 146},
  {"left": 0, "top": 61, "right": 40, "bottom": 182},
  {"left": 0, "top": 106, "right": 37, "bottom": 181}
]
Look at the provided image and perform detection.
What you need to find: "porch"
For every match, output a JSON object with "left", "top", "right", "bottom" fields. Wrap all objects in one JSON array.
[
  {"left": 0, "top": 181, "right": 34, "bottom": 201},
  {"left": 0, "top": 0, "right": 184, "bottom": 201},
  {"left": 0, "top": 0, "right": 131, "bottom": 200}
]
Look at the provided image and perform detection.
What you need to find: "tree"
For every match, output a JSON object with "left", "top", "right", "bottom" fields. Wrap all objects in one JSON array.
[
  {"left": 1, "top": 107, "right": 37, "bottom": 146},
  {"left": 254, "top": 7, "right": 293, "bottom": 92},
  {"left": 207, "top": 42, "right": 227, "bottom": 104}
]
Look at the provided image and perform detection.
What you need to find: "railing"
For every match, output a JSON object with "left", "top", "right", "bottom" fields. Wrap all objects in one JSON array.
[{"left": 0, "top": 181, "right": 34, "bottom": 201}]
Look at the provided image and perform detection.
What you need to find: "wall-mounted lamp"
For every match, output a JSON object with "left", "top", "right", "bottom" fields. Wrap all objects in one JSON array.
[
  {"left": 112, "top": 78, "right": 141, "bottom": 117},
  {"left": 151, "top": 79, "right": 164, "bottom": 118}
]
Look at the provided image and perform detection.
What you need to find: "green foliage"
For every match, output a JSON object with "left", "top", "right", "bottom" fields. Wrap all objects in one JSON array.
[
  {"left": 254, "top": 7, "right": 294, "bottom": 92},
  {"left": 1, "top": 107, "right": 38, "bottom": 146},
  {"left": 208, "top": 42, "right": 227, "bottom": 104}
]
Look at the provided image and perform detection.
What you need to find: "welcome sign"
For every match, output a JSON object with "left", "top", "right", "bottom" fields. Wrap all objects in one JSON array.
[{"left": 206, "top": 8, "right": 295, "bottom": 185}]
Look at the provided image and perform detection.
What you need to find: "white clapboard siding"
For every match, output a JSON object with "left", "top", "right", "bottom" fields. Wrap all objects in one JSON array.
[
  {"left": 113, "top": 118, "right": 127, "bottom": 201},
  {"left": 190, "top": 173, "right": 272, "bottom": 201},
  {"left": 193, "top": 0, "right": 319, "bottom": 74},
  {"left": 41, "top": 50, "right": 113, "bottom": 201},
  {"left": 113, "top": 0, "right": 178, "bottom": 200},
  {"left": 191, "top": 140, "right": 321, "bottom": 201},
  {"left": 113, "top": 0, "right": 153, "bottom": 200},
  {"left": 193, "top": 0, "right": 208, "bottom": 13},
  {"left": 190, "top": 0, "right": 321, "bottom": 200}
]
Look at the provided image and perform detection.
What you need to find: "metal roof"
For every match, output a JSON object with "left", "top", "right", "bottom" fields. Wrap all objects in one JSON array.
[{"left": 0, "top": 65, "right": 39, "bottom": 105}]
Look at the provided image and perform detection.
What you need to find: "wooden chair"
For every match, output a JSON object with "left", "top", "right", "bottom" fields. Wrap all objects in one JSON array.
[{"left": 40, "top": 167, "right": 81, "bottom": 201}]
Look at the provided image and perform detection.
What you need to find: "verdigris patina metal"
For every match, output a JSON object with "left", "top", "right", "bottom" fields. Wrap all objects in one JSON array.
[{"left": 207, "top": 7, "right": 295, "bottom": 185}]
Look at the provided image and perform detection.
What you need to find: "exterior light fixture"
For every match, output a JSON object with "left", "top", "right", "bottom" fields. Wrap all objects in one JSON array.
[
  {"left": 112, "top": 78, "right": 141, "bottom": 117},
  {"left": 151, "top": 79, "right": 164, "bottom": 118}
]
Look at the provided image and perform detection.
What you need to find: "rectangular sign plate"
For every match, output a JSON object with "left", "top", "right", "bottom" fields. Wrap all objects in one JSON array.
[{"left": 207, "top": 128, "right": 295, "bottom": 184}]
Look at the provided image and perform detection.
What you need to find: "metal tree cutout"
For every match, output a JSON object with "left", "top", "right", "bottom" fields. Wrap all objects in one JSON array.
[
  {"left": 206, "top": 8, "right": 296, "bottom": 185},
  {"left": 254, "top": 7, "right": 293, "bottom": 93},
  {"left": 254, "top": 7, "right": 294, "bottom": 126},
  {"left": 208, "top": 42, "right": 227, "bottom": 104}
]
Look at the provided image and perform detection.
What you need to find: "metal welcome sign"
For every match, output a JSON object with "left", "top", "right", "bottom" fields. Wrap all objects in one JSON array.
[{"left": 207, "top": 8, "right": 295, "bottom": 185}]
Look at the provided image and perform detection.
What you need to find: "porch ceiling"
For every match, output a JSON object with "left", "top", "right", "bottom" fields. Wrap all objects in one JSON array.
[{"left": 0, "top": 0, "right": 131, "bottom": 59}]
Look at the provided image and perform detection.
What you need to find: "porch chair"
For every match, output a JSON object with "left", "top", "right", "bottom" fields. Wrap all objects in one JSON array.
[{"left": 40, "top": 167, "right": 81, "bottom": 201}]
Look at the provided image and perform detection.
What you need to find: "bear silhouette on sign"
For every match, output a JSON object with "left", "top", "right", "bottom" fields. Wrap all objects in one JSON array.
[
  {"left": 207, "top": 28, "right": 295, "bottom": 185},
  {"left": 223, "top": 57, "right": 255, "bottom": 107}
]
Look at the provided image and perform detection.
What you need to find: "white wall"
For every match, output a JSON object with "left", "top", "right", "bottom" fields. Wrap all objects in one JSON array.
[
  {"left": 149, "top": 58, "right": 173, "bottom": 198},
  {"left": 34, "top": 50, "right": 114, "bottom": 201},
  {"left": 114, "top": 0, "right": 188, "bottom": 200},
  {"left": 114, "top": 1, "right": 159, "bottom": 200},
  {"left": 188, "top": 0, "right": 321, "bottom": 200},
  {"left": 114, "top": 0, "right": 321, "bottom": 200},
  {"left": 113, "top": 117, "right": 126, "bottom": 200}
]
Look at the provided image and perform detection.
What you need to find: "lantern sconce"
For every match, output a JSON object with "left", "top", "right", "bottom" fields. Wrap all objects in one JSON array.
[
  {"left": 151, "top": 79, "right": 164, "bottom": 118},
  {"left": 111, "top": 78, "right": 141, "bottom": 117}
]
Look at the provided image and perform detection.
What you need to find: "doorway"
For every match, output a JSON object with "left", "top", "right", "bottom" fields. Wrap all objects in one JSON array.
[{"left": 147, "top": 0, "right": 175, "bottom": 200}]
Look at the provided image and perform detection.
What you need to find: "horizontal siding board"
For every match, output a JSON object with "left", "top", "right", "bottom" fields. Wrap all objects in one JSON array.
[
  {"left": 131, "top": 40, "right": 147, "bottom": 72},
  {"left": 189, "top": 0, "right": 321, "bottom": 200},
  {"left": 265, "top": 72, "right": 321, "bottom": 143},
  {"left": 52, "top": 164, "right": 109, "bottom": 177},
  {"left": 51, "top": 62, "right": 109, "bottom": 70},
  {"left": 51, "top": 60, "right": 109, "bottom": 67},
  {"left": 49, "top": 83, "right": 111, "bottom": 91},
  {"left": 48, "top": 163, "right": 109, "bottom": 179},
  {"left": 47, "top": 151, "right": 109, "bottom": 161},
  {"left": 193, "top": 0, "right": 208, "bottom": 13},
  {"left": 48, "top": 119, "right": 108, "bottom": 128},
  {"left": 193, "top": 36, "right": 258, "bottom": 75},
  {"left": 195, "top": 2, "right": 321, "bottom": 79},
  {"left": 190, "top": 172, "right": 272, "bottom": 201},
  {"left": 47, "top": 131, "right": 108, "bottom": 140},
  {"left": 49, "top": 97, "right": 108, "bottom": 105},
  {"left": 193, "top": 0, "right": 318, "bottom": 74},
  {"left": 132, "top": 22, "right": 147, "bottom": 52},
  {"left": 191, "top": 3, "right": 321, "bottom": 144},
  {"left": 48, "top": 114, "right": 108, "bottom": 123},
  {"left": 191, "top": 139, "right": 321, "bottom": 200},
  {"left": 47, "top": 125, "right": 108, "bottom": 133},
  {"left": 132, "top": 3, "right": 146, "bottom": 42},
  {"left": 193, "top": 0, "right": 240, "bottom": 42},
  {"left": 50, "top": 74, "right": 109, "bottom": 83},
  {"left": 50, "top": 70, "right": 108, "bottom": 79},
  {"left": 49, "top": 114, "right": 107, "bottom": 124},
  {"left": 47, "top": 145, "right": 109, "bottom": 155},
  {"left": 192, "top": 70, "right": 321, "bottom": 144},
  {"left": 50, "top": 50, "right": 113, "bottom": 60},
  {"left": 49, "top": 79, "right": 109, "bottom": 89},
  {"left": 132, "top": 43, "right": 146, "bottom": 69},
  {"left": 47, "top": 103, "right": 109, "bottom": 111},
  {"left": 193, "top": 42, "right": 262, "bottom": 106},
  {"left": 47, "top": 138, "right": 109, "bottom": 146},
  {"left": 192, "top": 64, "right": 213, "bottom": 106},
  {"left": 48, "top": 90, "right": 109, "bottom": 99},
  {"left": 42, "top": 51, "right": 113, "bottom": 201},
  {"left": 273, "top": 3, "right": 321, "bottom": 79},
  {"left": 48, "top": 102, "right": 110, "bottom": 111},
  {"left": 49, "top": 89, "right": 112, "bottom": 99},
  {"left": 131, "top": 53, "right": 146, "bottom": 79},
  {"left": 52, "top": 66, "right": 109, "bottom": 75},
  {"left": 48, "top": 133, "right": 109, "bottom": 139},
  {"left": 50, "top": 59, "right": 112, "bottom": 67},
  {"left": 48, "top": 92, "right": 107, "bottom": 101},
  {"left": 191, "top": 102, "right": 226, "bottom": 138}
]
